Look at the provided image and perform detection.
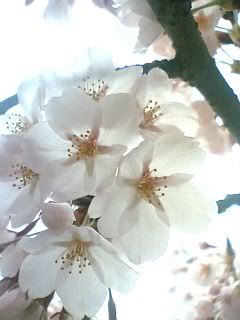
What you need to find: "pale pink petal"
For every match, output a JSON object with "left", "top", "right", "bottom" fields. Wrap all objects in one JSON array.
[
  {"left": 41, "top": 202, "right": 75, "bottom": 229},
  {"left": 89, "top": 245, "right": 138, "bottom": 293},
  {"left": 160, "top": 181, "right": 217, "bottom": 232},
  {"left": 39, "top": 159, "right": 86, "bottom": 202},
  {"left": 45, "top": 88, "right": 101, "bottom": 139},
  {"left": 136, "top": 67, "right": 171, "bottom": 106},
  {"left": 150, "top": 133, "right": 205, "bottom": 176},
  {"left": 19, "top": 246, "right": 63, "bottom": 298},
  {"left": 119, "top": 140, "right": 154, "bottom": 180},
  {"left": 56, "top": 265, "right": 108, "bottom": 318},
  {"left": 99, "top": 93, "right": 140, "bottom": 146},
  {"left": 0, "top": 243, "right": 26, "bottom": 278},
  {"left": 22, "top": 122, "right": 69, "bottom": 173},
  {"left": 10, "top": 180, "right": 42, "bottom": 228},
  {"left": 120, "top": 200, "right": 169, "bottom": 264}
]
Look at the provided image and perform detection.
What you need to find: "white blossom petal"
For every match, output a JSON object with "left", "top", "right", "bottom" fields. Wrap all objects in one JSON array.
[
  {"left": 120, "top": 200, "right": 169, "bottom": 264},
  {"left": 19, "top": 246, "right": 63, "bottom": 298},
  {"left": 46, "top": 88, "right": 101, "bottom": 138},
  {"left": 89, "top": 245, "right": 138, "bottom": 293},
  {"left": 56, "top": 265, "right": 108, "bottom": 318},
  {"left": 150, "top": 133, "right": 205, "bottom": 176},
  {"left": 41, "top": 202, "right": 75, "bottom": 229},
  {"left": 160, "top": 181, "right": 217, "bottom": 232}
]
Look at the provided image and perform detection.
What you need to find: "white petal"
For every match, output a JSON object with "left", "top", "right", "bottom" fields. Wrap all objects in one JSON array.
[
  {"left": 10, "top": 180, "right": 42, "bottom": 228},
  {"left": 119, "top": 140, "right": 154, "bottom": 180},
  {"left": 136, "top": 67, "right": 171, "bottom": 107},
  {"left": 22, "top": 122, "right": 69, "bottom": 173},
  {"left": 17, "top": 77, "right": 44, "bottom": 124},
  {"left": 56, "top": 265, "right": 108, "bottom": 318},
  {"left": 46, "top": 88, "right": 101, "bottom": 138},
  {"left": 160, "top": 181, "right": 217, "bottom": 232},
  {"left": 90, "top": 185, "right": 136, "bottom": 238},
  {"left": 107, "top": 66, "right": 142, "bottom": 95},
  {"left": 19, "top": 246, "right": 63, "bottom": 298},
  {"left": 100, "top": 93, "right": 140, "bottom": 146},
  {"left": 41, "top": 202, "right": 75, "bottom": 229},
  {"left": 120, "top": 201, "right": 170, "bottom": 264},
  {"left": 157, "top": 102, "right": 198, "bottom": 136},
  {"left": 39, "top": 159, "right": 86, "bottom": 202},
  {"left": 89, "top": 245, "right": 138, "bottom": 293},
  {"left": 150, "top": 133, "right": 205, "bottom": 176},
  {"left": 0, "top": 243, "right": 26, "bottom": 278},
  {"left": 92, "top": 145, "right": 126, "bottom": 191}
]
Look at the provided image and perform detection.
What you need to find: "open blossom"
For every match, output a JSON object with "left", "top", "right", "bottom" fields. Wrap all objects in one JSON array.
[
  {"left": 0, "top": 134, "right": 45, "bottom": 227},
  {"left": 19, "top": 224, "right": 137, "bottom": 318},
  {"left": 89, "top": 132, "right": 217, "bottom": 264},
  {"left": 1, "top": 78, "right": 44, "bottom": 135},
  {"left": 72, "top": 48, "right": 142, "bottom": 102},
  {"left": 22, "top": 88, "right": 139, "bottom": 201},
  {"left": 135, "top": 68, "right": 198, "bottom": 138},
  {"left": 113, "top": 0, "right": 163, "bottom": 50}
]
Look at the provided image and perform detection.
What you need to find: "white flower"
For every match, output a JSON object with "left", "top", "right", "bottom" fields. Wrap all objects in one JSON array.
[
  {"left": 22, "top": 88, "right": 140, "bottom": 201},
  {"left": 1, "top": 78, "right": 44, "bottom": 135},
  {"left": 89, "top": 132, "right": 217, "bottom": 264},
  {"left": 19, "top": 225, "right": 137, "bottom": 318},
  {"left": 136, "top": 68, "right": 198, "bottom": 138},
  {"left": 72, "top": 48, "right": 142, "bottom": 102},
  {"left": 113, "top": 0, "right": 163, "bottom": 50},
  {"left": 0, "top": 135, "right": 44, "bottom": 227}
]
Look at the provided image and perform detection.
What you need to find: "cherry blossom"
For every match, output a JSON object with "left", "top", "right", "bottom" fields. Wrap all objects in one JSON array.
[
  {"left": 1, "top": 78, "right": 44, "bottom": 135},
  {"left": 0, "top": 134, "right": 45, "bottom": 227},
  {"left": 72, "top": 48, "right": 142, "bottom": 102},
  {"left": 89, "top": 132, "right": 217, "bottom": 264},
  {"left": 136, "top": 68, "right": 198, "bottom": 138},
  {"left": 113, "top": 0, "right": 163, "bottom": 50},
  {"left": 19, "top": 225, "right": 137, "bottom": 318},
  {"left": 21, "top": 86, "right": 140, "bottom": 202}
]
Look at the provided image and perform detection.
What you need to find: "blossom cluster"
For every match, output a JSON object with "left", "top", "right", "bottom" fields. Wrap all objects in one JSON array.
[
  {"left": 168, "top": 240, "right": 240, "bottom": 320},
  {"left": 0, "top": 49, "right": 217, "bottom": 319}
]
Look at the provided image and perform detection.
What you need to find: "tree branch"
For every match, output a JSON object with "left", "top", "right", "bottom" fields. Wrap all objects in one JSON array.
[{"left": 146, "top": 0, "right": 240, "bottom": 143}]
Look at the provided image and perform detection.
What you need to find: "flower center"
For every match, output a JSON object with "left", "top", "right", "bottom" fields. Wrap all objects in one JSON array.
[
  {"left": 55, "top": 240, "right": 91, "bottom": 274},
  {"left": 78, "top": 76, "right": 109, "bottom": 102},
  {"left": 137, "top": 169, "right": 168, "bottom": 207},
  {"left": 139, "top": 100, "right": 163, "bottom": 129},
  {"left": 9, "top": 164, "right": 38, "bottom": 189},
  {"left": 5, "top": 114, "right": 31, "bottom": 134},
  {"left": 67, "top": 131, "right": 98, "bottom": 160}
]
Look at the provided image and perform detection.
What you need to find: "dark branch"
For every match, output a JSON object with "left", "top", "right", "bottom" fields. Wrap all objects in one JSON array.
[
  {"left": 217, "top": 193, "right": 240, "bottom": 213},
  {"left": 146, "top": 0, "right": 240, "bottom": 143},
  {"left": 0, "top": 94, "right": 18, "bottom": 114}
]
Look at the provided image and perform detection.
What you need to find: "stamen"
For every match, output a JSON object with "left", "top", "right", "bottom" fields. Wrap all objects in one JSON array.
[
  {"left": 5, "top": 114, "right": 31, "bottom": 134},
  {"left": 78, "top": 77, "right": 109, "bottom": 102},
  {"left": 137, "top": 169, "right": 168, "bottom": 208},
  {"left": 9, "top": 164, "right": 38, "bottom": 189},
  {"left": 67, "top": 131, "right": 98, "bottom": 161},
  {"left": 139, "top": 100, "right": 163, "bottom": 129},
  {"left": 55, "top": 240, "right": 91, "bottom": 275}
]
